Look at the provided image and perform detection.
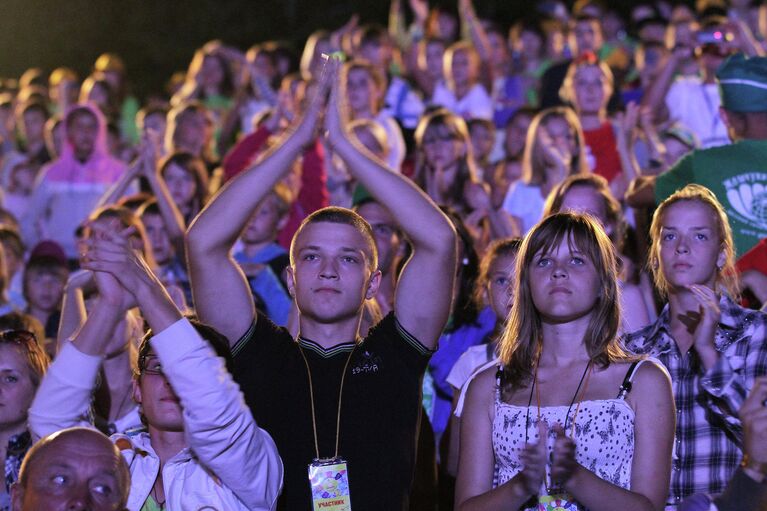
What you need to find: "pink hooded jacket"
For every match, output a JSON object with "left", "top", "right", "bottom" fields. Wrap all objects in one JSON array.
[{"left": 23, "top": 103, "right": 127, "bottom": 258}]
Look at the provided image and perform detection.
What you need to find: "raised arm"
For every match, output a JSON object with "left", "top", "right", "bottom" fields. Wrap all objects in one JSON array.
[
  {"left": 139, "top": 134, "right": 187, "bottom": 258},
  {"left": 56, "top": 270, "right": 92, "bottom": 349},
  {"left": 324, "top": 59, "right": 457, "bottom": 349},
  {"left": 459, "top": 0, "right": 493, "bottom": 87},
  {"left": 95, "top": 158, "right": 142, "bottom": 209},
  {"left": 83, "top": 225, "right": 284, "bottom": 509},
  {"left": 640, "top": 46, "right": 689, "bottom": 124},
  {"left": 29, "top": 246, "right": 131, "bottom": 439},
  {"left": 186, "top": 66, "right": 331, "bottom": 344}
]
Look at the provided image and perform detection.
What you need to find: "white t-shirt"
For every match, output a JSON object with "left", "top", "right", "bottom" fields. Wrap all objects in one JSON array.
[
  {"left": 431, "top": 82, "right": 493, "bottom": 121},
  {"left": 502, "top": 181, "right": 545, "bottom": 235},
  {"left": 665, "top": 76, "right": 729, "bottom": 149}
]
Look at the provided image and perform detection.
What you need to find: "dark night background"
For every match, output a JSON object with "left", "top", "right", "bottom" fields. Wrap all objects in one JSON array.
[{"left": 0, "top": 0, "right": 636, "bottom": 99}]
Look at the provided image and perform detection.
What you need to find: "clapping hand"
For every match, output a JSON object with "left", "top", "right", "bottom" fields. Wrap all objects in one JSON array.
[
  {"left": 80, "top": 221, "right": 157, "bottom": 306},
  {"left": 687, "top": 284, "right": 721, "bottom": 369},
  {"left": 518, "top": 420, "right": 548, "bottom": 496},
  {"left": 615, "top": 101, "right": 640, "bottom": 151},
  {"left": 80, "top": 221, "right": 138, "bottom": 312},
  {"left": 550, "top": 424, "right": 580, "bottom": 490},
  {"left": 538, "top": 128, "right": 571, "bottom": 170}
]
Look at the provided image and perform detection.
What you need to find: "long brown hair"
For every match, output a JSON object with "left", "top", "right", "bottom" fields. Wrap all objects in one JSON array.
[
  {"left": 522, "top": 107, "right": 589, "bottom": 186},
  {"left": 414, "top": 108, "right": 479, "bottom": 211},
  {"left": 499, "top": 213, "right": 628, "bottom": 390}
]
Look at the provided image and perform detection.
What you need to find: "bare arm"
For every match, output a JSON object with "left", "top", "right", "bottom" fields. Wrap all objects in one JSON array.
[
  {"left": 640, "top": 48, "right": 688, "bottom": 124},
  {"left": 464, "top": 181, "right": 519, "bottom": 241},
  {"left": 140, "top": 137, "right": 187, "bottom": 257},
  {"left": 186, "top": 66, "right": 331, "bottom": 344},
  {"left": 740, "top": 270, "right": 767, "bottom": 305},
  {"left": 459, "top": 0, "right": 494, "bottom": 88},
  {"left": 95, "top": 158, "right": 141, "bottom": 209},
  {"left": 325, "top": 59, "right": 457, "bottom": 349},
  {"left": 625, "top": 176, "right": 657, "bottom": 208},
  {"left": 56, "top": 270, "right": 92, "bottom": 348},
  {"left": 455, "top": 369, "right": 546, "bottom": 510},
  {"left": 388, "top": 0, "right": 409, "bottom": 48}
]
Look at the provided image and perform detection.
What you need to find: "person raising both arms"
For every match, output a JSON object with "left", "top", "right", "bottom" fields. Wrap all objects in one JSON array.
[
  {"left": 186, "top": 56, "right": 457, "bottom": 509},
  {"left": 29, "top": 221, "right": 283, "bottom": 510}
]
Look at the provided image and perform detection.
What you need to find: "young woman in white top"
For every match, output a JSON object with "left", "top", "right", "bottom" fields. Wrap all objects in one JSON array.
[
  {"left": 455, "top": 212, "right": 674, "bottom": 511},
  {"left": 502, "top": 107, "right": 589, "bottom": 235}
]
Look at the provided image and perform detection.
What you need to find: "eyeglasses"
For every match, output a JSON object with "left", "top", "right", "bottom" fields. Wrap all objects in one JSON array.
[
  {"left": 0, "top": 330, "right": 37, "bottom": 346},
  {"left": 139, "top": 355, "right": 164, "bottom": 376}
]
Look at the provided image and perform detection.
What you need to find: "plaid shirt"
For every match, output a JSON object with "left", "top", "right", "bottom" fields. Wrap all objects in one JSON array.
[{"left": 623, "top": 295, "right": 767, "bottom": 507}]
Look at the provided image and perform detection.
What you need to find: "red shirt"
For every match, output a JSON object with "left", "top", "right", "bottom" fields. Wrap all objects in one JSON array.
[
  {"left": 583, "top": 122, "right": 622, "bottom": 183},
  {"left": 221, "top": 127, "right": 328, "bottom": 249}
]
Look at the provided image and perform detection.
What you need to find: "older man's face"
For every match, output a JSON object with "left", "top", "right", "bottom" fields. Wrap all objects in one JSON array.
[{"left": 12, "top": 430, "right": 128, "bottom": 511}]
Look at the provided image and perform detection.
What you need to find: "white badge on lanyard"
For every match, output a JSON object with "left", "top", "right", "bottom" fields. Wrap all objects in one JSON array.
[{"left": 308, "top": 457, "right": 351, "bottom": 510}]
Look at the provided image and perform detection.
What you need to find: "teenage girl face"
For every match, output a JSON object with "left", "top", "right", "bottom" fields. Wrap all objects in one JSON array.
[
  {"left": 163, "top": 162, "right": 198, "bottom": 212},
  {"left": 543, "top": 116, "right": 578, "bottom": 159},
  {"left": 422, "top": 122, "right": 466, "bottom": 171},
  {"left": 486, "top": 253, "right": 517, "bottom": 322},
  {"left": 430, "top": 11, "right": 458, "bottom": 42},
  {"left": 0, "top": 344, "right": 37, "bottom": 432},
  {"left": 142, "top": 112, "right": 167, "bottom": 141},
  {"left": 449, "top": 49, "right": 476, "bottom": 89},
  {"left": 200, "top": 54, "right": 225, "bottom": 91},
  {"left": 572, "top": 65, "right": 611, "bottom": 115},
  {"left": 657, "top": 200, "right": 724, "bottom": 292},
  {"left": 25, "top": 268, "right": 65, "bottom": 313},
  {"left": 173, "top": 111, "right": 205, "bottom": 155},
  {"left": 425, "top": 41, "right": 446, "bottom": 81},
  {"left": 346, "top": 68, "right": 377, "bottom": 116},
  {"left": 487, "top": 31, "right": 509, "bottom": 68},
  {"left": 492, "top": 160, "right": 522, "bottom": 208},
  {"left": 86, "top": 83, "right": 110, "bottom": 111},
  {"left": 504, "top": 113, "right": 532, "bottom": 158},
  {"left": 515, "top": 29, "right": 543, "bottom": 59},
  {"left": 529, "top": 236, "right": 601, "bottom": 323},
  {"left": 469, "top": 123, "right": 494, "bottom": 161}
]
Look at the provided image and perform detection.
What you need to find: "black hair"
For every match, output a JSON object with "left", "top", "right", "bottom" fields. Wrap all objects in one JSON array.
[{"left": 137, "top": 317, "right": 234, "bottom": 376}]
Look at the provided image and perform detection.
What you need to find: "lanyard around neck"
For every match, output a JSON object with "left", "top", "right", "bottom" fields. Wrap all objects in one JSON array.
[
  {"left": 297, "top": 341, "right": 357, "bottom": 460},
  {"left": 524, "top": 359, "right": 593, "bottom": 444}
]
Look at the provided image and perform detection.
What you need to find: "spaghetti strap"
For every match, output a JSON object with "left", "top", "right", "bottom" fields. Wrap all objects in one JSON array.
[
  {"left": 494, "top": 365, "right": 503, "bottom": 404},
  {"left": 616, "top": 359, "right": 647, "bottom": 399}
]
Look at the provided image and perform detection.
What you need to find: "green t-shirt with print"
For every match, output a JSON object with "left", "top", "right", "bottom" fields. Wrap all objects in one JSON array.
[{"left": 655, "top": 139, "right": 767, "bottom": 258}]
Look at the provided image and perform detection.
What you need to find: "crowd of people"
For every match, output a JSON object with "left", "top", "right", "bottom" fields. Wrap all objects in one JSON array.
[{"left": 0, "top": 0, "right": 766, "bottom": 509}]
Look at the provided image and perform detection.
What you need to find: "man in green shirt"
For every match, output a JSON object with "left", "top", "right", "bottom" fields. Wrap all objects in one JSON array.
[{"left": 627, "top": 53, "right": 767, "bottom": 257}]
